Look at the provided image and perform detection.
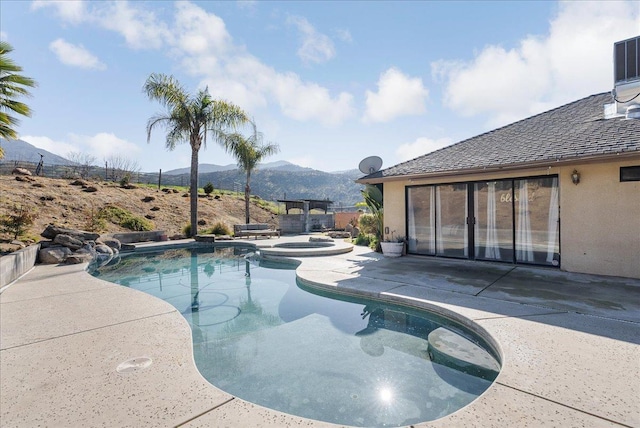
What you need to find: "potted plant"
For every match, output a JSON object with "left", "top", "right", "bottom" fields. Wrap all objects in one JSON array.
[{"left": 380, "top": 231, "right": 405, "bottom": 257}]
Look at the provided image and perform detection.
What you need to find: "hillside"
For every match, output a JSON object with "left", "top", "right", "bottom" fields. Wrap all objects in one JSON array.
[{"left": 0, "top": 175, "right": 277, "bottom": 253}]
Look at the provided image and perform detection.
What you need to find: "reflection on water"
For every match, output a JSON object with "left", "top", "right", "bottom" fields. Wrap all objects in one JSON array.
[{"left": 90, "top": 246, "right": 500, "bottom": 427}]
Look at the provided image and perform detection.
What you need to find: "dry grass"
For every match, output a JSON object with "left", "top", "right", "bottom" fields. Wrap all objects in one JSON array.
[{"left": 0, "top": 175, "right": 278, "bottom": 252}]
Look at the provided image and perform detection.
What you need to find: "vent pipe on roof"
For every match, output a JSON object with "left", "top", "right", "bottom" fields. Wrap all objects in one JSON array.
[{"left": 626, "top": 104, "right": 640, "bottom": 120}]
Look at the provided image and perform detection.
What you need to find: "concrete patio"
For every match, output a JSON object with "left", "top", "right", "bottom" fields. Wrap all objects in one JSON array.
[{"left": 1, "top": 236, "right": 638, "bottom": 427}]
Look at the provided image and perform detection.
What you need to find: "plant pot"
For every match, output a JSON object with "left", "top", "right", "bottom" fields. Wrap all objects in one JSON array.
[{"left": 381, "top": 241, "right": 404, "bottom": 258}]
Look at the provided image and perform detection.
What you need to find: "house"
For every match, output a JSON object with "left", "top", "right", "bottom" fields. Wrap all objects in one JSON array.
[{"left": 357, "top": 37, "right": 640, "bottom": 279}]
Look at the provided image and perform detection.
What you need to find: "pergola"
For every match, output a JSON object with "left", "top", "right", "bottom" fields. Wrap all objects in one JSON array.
[{"left": 277, "top": 199, "right": 333, "bottom": 214}]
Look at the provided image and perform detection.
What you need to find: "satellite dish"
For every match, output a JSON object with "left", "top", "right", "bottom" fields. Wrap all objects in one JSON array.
[{"left": 359, "top": 156, "right": 383, "bottom": 174}]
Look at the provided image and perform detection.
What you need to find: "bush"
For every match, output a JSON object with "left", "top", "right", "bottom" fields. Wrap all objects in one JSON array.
[
  {"left": 208, "top": 221, "right": 231, "bottom": 236},
  {"left": 182, "top": 223, "right": 192, "bottom": 237},
  {"left": 99, "top": 205, "right": 153, "bottom": 231},
  {"left": 357, "top": 213, "right": 378, "bottom": 236},
  {"left": 354, "top": 233, "right": 377, "bottom": 249},
  {"left": 203, "top": 182, "right": 214, "bottom": 195},
  {"left": 0, "top": 204, "right": 36, "bottom": 239},
  {"left": 119, "top": 173, "right": 131, "bottom": 187}
]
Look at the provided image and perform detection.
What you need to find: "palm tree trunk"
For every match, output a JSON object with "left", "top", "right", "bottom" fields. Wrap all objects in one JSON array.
[
  {"left": 190, "top": 144, "right": 199, "bottom": 237},
  {"left": 245, "top": 170, "right": 251, "bottom": 224}
]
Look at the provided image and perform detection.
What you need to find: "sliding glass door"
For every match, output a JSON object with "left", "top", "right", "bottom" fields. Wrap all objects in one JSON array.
[
  {"left": 407, "top": 186, "right": 435, "bottom": 254},
  {"left": 406, "top": 176, "right": 559, "bottom": 266},
  {"left": 474, "top": 181, "right": 514, "bottom": 262},
  {"left": 515, "top": 177, "right": 559, "bottom": 265},
  {"left": 435, "top": 184, "right": 468, "bottom": 258}
]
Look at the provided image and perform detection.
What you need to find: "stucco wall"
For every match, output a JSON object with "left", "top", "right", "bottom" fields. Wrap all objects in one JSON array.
[
  {"left": 380, "top": 158, "right": 640, "bottom": 278},
  {"left": 559, "top": 160, "right": 640, "bottom": 278}
]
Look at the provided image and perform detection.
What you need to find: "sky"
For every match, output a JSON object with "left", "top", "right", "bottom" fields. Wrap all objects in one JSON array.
[{"left": 1, "top": 1, "right": 639, "bottom": 173}]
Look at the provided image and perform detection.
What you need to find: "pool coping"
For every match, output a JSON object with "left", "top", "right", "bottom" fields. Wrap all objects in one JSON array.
[{"left": 1, "top": 236, "right": 638, "bottom": 427}]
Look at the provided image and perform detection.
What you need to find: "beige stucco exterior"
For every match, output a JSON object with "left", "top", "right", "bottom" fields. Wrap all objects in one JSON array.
[{"left": 378, "top": 156, "right": 640, "bottom": 279}]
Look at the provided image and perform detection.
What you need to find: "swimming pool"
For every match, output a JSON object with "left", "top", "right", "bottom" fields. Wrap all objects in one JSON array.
[{"left": 90, "top": 245, "right": 500, "bottom": 427}]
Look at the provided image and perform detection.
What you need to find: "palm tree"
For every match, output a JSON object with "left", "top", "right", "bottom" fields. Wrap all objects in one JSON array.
[
  {"left": 223, "top": 121, "right": 279, "bottom": 224},
  {"left": 0, "top": 41, "right": 37, "bottom": 158},
  {"left": 144, "top": 73, "right": 248, "bottom": 236}
]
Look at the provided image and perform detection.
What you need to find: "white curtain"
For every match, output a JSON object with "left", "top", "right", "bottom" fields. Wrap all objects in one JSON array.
[
  {"left": 485, "top": 182, "right": 501, "bottom": 259},
  {"left": 436, "top": 186, "right": 443, "bottom": 254},
  {"left": 407, "top": 189, "right": 417, "bottom": 252},
  {"left": 463, "top": 186, "right": 468, "bottom": 257},
  {"left": 516, "top": 180, "right": 534, "bottom": 262},
  {"left": 546, "top": 177, "right": 559, "bottom": 263},
  {"left": 429, "top": 187, "right": 436, "bottom": 253},
  {"left": 474, "top": 185, "right": 480, "bottom": 257}
]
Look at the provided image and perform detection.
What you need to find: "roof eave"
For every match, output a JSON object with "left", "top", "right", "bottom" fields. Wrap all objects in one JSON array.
[{"left": 355, "top": 151, "right": 640, "bottom": 184}]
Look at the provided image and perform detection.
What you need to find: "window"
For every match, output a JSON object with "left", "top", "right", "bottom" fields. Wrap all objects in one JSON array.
[
  {"left": 615, "top": 36, "right": 640, "bottom": 83},
  {"left": 620, "top": 166, "right": 640, "bottom": 182}
]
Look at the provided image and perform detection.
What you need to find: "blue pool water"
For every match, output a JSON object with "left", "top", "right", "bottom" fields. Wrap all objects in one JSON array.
[{"left": 90, "top": 246, "right": 500, "bottom": 427}]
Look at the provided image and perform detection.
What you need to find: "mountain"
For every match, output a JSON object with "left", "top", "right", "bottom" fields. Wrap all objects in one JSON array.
[
  {"left": 163, "top": 160, "right": 312, "bottom": 175},
  {"left": 0, "top": 138, "right": 72, "bottom": 165},
  {"left": 140, "top": 167, "right": 364, "bottom": 206}
]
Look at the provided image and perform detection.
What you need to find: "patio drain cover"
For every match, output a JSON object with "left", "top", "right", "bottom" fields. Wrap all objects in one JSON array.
[{"left": 116, "top": 357, "right": 153, "bottom": 374}]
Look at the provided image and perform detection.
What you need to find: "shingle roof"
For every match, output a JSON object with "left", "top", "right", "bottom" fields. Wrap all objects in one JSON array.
[{"left": 363, "top": 92, "right": 640, "bottom": 180}]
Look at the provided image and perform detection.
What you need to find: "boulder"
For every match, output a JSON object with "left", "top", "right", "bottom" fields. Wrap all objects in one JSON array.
[
  {"left": 70, "top": 179, "right": 88, "bottom": 186},
  {"left": 54, "top": 234, "right": 84, "bottom": 250},
  {"left": 32, "top": 182, "right": 44, "bottom": 188},
  {"left": 97, "top": 237, "right": 122, "bottom": 251},
  {"left": 15, "top": 175, "right": 34, "bottom": 182},
  {"left": 12, "top": 167, "right": 32, "bottom": 176},
  {"left": 95, "top": 244, "right": 114, "bottom": 256},
  {"left": 83, "top": 186, "right": 98, "bottom": 193},
  {"left": 150, "top": 206, "right": 160, "bottom": 211},
  {"left": 40, "top": 195, "right": 55, "bottom": 201},
  {"left": 39, "top": 246, "right": 72, "bottom": 264},
  {"left": 41, "top": 225, "right": 100, "bottom": 241},
  {"left": 65, "top": 253, "right": 94, "bottom": 264},
  {"left": 142, "top": 196, "right": 155, "bottom": 202}
]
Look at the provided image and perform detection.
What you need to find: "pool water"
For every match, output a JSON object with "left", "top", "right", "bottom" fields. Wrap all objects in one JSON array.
[{"left": 90, "top": 246, "right": 500, "bottom": 427}]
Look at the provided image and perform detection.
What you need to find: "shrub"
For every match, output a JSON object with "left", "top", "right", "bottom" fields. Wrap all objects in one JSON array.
[
  {"left": 354, "top": 233, "right": 377, "bottom": 249},
  {"left": 357, "top": 213, "right": 378, "bottom": 236},
  {"left": 99, "top": 205, "right": 153, "bottom": 231},
  {"left": 209, "top": 221, "right": 231, "bottom": 236},
  {"left": 182, "top": 223, "right": 192, "bottom": 237},
  {"left": 119, "top": 173, "right": 131, "bottom": 187},
  {"left": 203, "top": 182, "right": 214, "bottom": 196},
  {"left": 0, "top": 204, "right": 36, "bottom": 239},
  {"left": 84, "top": 204, "right": 107, "bottom": 232}
]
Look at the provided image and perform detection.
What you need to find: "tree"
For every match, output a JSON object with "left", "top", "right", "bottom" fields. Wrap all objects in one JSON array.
[
  {"left": 223, "top": 121, "right": 279, "bottom": 224},
  {"left": 67, "top": 151, "right": 96, "bottom": 178},
  {"left": 361, "top": 185, "right": 383, "bottom": 251},
  {"left": 144, "top": 73, "right": 248, "bottom": 237},
  {"left": 0, "top": 41, "right": 37, "bottom": 159}
]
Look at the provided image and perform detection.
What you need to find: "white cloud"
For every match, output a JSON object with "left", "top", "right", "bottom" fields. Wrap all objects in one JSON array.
[
  {"left": 334, "top": 29, "right": 353, "bottom": 44},
  {"left": 396, "top": 137, "right": 453, "bottom": 163},
  {"left": 287, "top": 15, "right": 335, "bottom": 64},
  {"left": 433, "top": 0, "right": 640, "bottom": 127},
  {"left": 22, "top": 133, "right": 140, "bottom": 162},
  {"left": 21, "top": 135, "right": 77, "bottom": 157},
  {"left": 363, "top": 67, "right": 429, "bottom": 123},
  {"left": 49, "top": 38, "right": 106, "bottom": 70},
  {"left": 34, "top": 1, "right": 355, "bottom": 126},
  {"left": 69, "top": 132, "right": 141, "bottom": 160},
  {"left": 31, "top": 0, "right": 87, "bottom": 24},
  {"left": 96, "top": 2, "right": 171, "bottom": 50}
]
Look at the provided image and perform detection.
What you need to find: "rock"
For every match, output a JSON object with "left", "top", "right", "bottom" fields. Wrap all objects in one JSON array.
[
  {"left": 182, "top": 193, "right": 188, "bottom": 197},
  {"left": 194, "top": 234, "right": 216, "bottom": 242},
  {"left": 142, "top": 196, "right": 155, "bottom": 202},
  {"left": 327, "top": 231, "right": 352, "bottom": 239},
  {"left": 309, "top": 236, "right": 333, "bottom": 242},
  {"left": 32, "top": 182, "right": 44, "bottom": 188},
  {"left": 150, "top": 206, "right": 160, "bottom": 211},
  {"left": 97, "top": 237, "right": 121, "bottom": 251},
  {"left": 39, "top": 246, "right": 72, "bottom": 264},
  {"left": 54, "top": 234, "right": 84, "bottom": 250},
  {"left": 10, "top": 240, "right": 26, "bottom": 249},
  {"left": 95, "top": 244, "right": 114, "bottom": 256},
  {"left": 65, "top": 253, "right": 94, "bottom": 264},
  {"left": 121, "top": 184, "right": 137, "bottom": 189},
  {"left": 15, "top": 175, "right": 34, "bottom": 182},
  {"left": 170, "top": 234, "right": 186, "bottom": 240},
  {"left": 40, "top": 195, "right": 55, "bottom": 201},
  {"left": 145, "top": 214, "right": 155, "bottom": 220},
  {"left": 120, "top": 243, "right": 135, "bottom": 252},
  {"left": 198, "top": 219, "right": 206, "bottom": 226},
  {"left": 12, "top": 167, "right": 32, "bottom": 176},
  {"left": 83, "top": 186, "right": 98, "bottom": 192},
  {"left": 41, "top": 225, "right": 100, "bottom": 241},
  {"left": 214, "top": 195, "right": 221, "bottom": 200},
  {"left": 345, "top": 224, "right": 354, "bottom": 234},
  {"left": 161, "top": 188, "right": 172, "bottom": 193},
  {"left": 352, "top": 226, "right": 360, "bottom": 237},
  {"left": 70, "top": 179, "right": 88, "bottom": 186}
]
